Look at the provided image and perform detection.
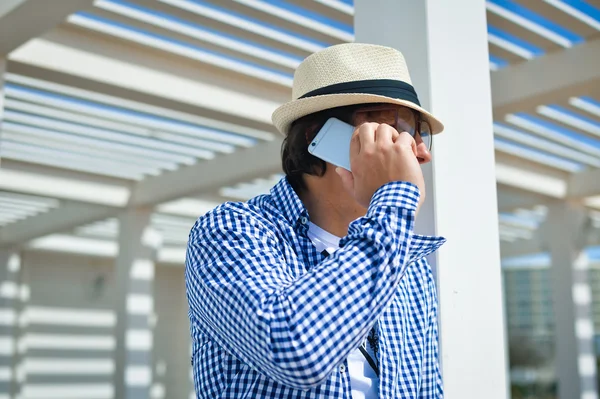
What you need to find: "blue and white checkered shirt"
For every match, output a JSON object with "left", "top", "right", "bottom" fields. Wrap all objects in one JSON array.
[{"left": 186, "top": 177, "right": 446, "bottom": 398}]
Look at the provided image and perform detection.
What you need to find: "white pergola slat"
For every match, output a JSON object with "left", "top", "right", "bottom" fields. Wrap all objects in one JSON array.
[
  {"left": 0, "top": 0, "right": 95, "bottom": 55},
  {"left": 4, "top": 72, "right": 273, "bottom": 142},
  {"left": 157, "top": 0, "right": 326, "bottom": 53},
  {"left": 94, "top": 0, "right": 303, "bottom": 70},
  {"left": 8, "top": 37, "right": 283, "bottom": 125},
  {"left": 232, "top": 0, "right": 354, "bottom": 42}
]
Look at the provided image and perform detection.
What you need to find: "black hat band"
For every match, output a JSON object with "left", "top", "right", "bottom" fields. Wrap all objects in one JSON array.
[{"left": 299, "top": 79, "right": 420, "bottom": 106}]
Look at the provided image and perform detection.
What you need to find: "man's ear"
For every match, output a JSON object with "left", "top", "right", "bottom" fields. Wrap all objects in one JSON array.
[
  {"left": 304, "top": 123, "right": 317, "bottom": 145},
  {"left": 305, "top": 123, "right": 320, "bottom": 145}
]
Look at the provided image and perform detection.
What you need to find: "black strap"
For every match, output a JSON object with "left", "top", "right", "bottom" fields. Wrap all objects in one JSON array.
[
  {"left": 320, "top": 249, "right": 380, "bottom": 377},
  {"left": 358, "top": 344, "right": 380, "bottom": 378},
  {"left": 299, "top": 79, "right": 421, "bottom": 106}
]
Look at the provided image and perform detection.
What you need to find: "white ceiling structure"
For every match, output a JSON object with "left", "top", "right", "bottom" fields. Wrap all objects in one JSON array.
[{"left": 1, "top": 0, "right": 600, "bottom": 264}]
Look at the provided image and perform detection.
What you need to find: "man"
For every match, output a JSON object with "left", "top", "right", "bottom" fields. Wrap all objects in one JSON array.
[{"left": 186, "top": 43, "right": 446, "bottom": 398}]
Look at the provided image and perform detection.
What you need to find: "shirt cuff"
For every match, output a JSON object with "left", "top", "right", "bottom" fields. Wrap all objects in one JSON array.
[{"left": 368, "top": 181, "right": 421, "bottom": 214}]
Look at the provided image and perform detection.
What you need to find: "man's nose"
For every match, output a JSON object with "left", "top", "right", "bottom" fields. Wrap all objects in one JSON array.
[{"left": 414, "top": 134, "right": 432, "bottom": 164}]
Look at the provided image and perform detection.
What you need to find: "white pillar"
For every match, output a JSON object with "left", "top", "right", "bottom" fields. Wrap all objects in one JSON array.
[
  {"left": 0, "top": 249, "right": 29, "bottom": 399},
  {"left": 1, "top": 56, "right": 6, "bottom": 171},
  {"left": 13, "top": 255, "right": 28, "bottom": 399},
  {"left": 0, "top": 250, "right": 19, "bottom": 398},
  {"left": 114, "top": 208, "right": 161, "bottom": 399},
  {"left": 546, "top": 203, "right": 598, "bottom": 399},
  {"left": 0, "top": 56, "right": 5, "bottom": 126},
  {"left": 355, "top": 1, "right": 508, "bottom": 398}
]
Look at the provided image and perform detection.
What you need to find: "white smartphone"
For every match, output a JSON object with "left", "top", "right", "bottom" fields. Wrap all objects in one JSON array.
[{"left": 308, "top": 118, "right": 355, "bottom": 171}]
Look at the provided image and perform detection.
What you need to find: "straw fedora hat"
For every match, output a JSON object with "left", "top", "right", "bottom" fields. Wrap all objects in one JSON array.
[{"left": 272, "top": 43, "right": 444, "bottom": 136}]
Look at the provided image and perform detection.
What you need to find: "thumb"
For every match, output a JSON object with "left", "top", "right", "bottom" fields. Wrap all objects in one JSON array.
[{"left": 335, "top": 167, "right": 354, "bottom": 195}]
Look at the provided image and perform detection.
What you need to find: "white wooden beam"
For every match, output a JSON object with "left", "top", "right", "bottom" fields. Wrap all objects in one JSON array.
[
  {"left": 500, "top": 208, "right": 600, "bottom": 258},
  {"left": 0, "top": 139, "right": 281, "bottom": 246},
  {"left": 4, "top": 63, "right": 277, "bottom": 142},
  {"left": 495, "top": 153, "right": 569, "bottom": 198},
  {"left": 156, "top": 0, "right": 322, "bottom": 54},
  {"left": 492, "top": 38, "right": 600, "bottom": 118},
  {"left": 312, "top": 0, "right": 354, "bottom": 16},
  {"left": 0, "top": 202, "right": 115, "bottom": 247},
  {"left": 494, "top": 153, "right": 600, "bottom": 204},
  {"left": 8, "top": 26, "right": 289, "bottom": 125},
  {"left": 131, "top": 139, "right": 282, "bottom": 206},
  {"left": 26, "top": 234, "right": 185, "bottom": 264},
  {"left": 497, "top": 184, "right": 552, "bottom": 212},
  {"left": 0, "top": 0, "right": 25, "bottom": 18},
  {"left": 500, "top": 235, "right": 545, "bottom": 258},
  {"left": 0, "top": 0, "right": 94, "bottom": 55},
  {"left": 232, "top": 0, "right": 353, "bottom": 42},
  {"left": 568, "top": 168, "right": 600, "bottom": 199},
  {"left": 0, "top": 168, "right": 131, "bottom": 207}
]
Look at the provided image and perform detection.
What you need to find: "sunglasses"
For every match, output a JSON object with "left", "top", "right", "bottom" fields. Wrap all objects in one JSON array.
[{"left": 352, "top": 105, "right": 432, "bottom": 152}]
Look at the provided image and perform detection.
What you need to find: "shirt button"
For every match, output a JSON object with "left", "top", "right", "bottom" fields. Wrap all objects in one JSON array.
[
  {"left": 339, "top": 364, "right": 346, "bottom": 373},
  {"left": 300, "top": 217, "right": 308, "bottom": 225}
]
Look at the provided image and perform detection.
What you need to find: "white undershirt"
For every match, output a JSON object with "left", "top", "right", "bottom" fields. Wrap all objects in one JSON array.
[{"left": 307, "top": 222, "right": 379, "bottom": 399}]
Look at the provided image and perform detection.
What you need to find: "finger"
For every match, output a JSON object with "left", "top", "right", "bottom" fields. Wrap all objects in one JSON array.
[
  {"left": 391, "top": 129, "right": 401, "bottom": 142},
  {"left": 395, "top": 131, "right": 417, "bottom": 149},
  {"left": 357, "top": 123, "right": 377, "bottom": 153},
  {"left": 350, "top": 126, "right": 361, "bottom": 157},
  {"left": 394, "top": 131, "right": 420, "bottom": 159},
  {"left": 375, "top": 124, "right": 394, "bottom": 146}
]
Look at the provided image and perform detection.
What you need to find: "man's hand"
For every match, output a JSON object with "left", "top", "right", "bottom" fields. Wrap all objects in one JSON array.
[{"left": 336, "top": 122, "right": 425, "bottom": 212}]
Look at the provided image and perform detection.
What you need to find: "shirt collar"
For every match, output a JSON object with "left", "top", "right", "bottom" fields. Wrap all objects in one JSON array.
[
  {"left": 269, "top": 177, "right": 447, "bottom": 257},
  {"left": 269, "top": 177, "right": 308, "bottom": 227}
]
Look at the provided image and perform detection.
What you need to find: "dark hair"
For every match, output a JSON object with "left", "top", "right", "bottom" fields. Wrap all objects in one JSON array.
[{"left": 281, "top": 104, "right": 363, "bottom": 193}]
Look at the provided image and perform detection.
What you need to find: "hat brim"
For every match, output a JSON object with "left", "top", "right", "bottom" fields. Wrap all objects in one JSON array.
[{"left": 272, "top": 93, "right": 444, "bottom": 136}]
